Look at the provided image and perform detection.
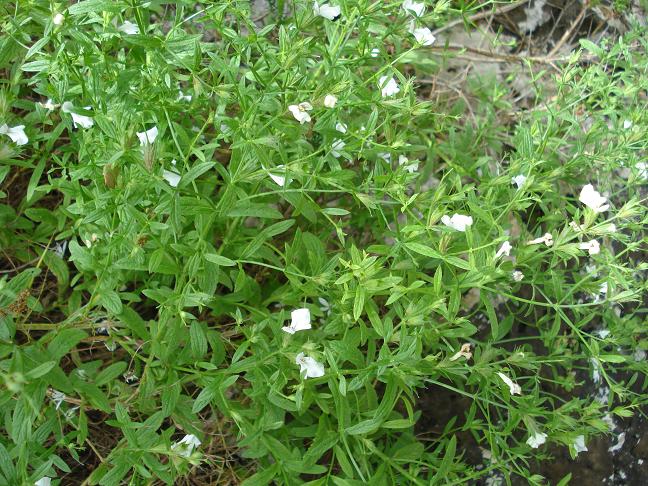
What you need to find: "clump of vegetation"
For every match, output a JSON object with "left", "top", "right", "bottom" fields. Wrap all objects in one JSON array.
[{"left": 0, "top": 1, "right": 646, "bottom": 484}]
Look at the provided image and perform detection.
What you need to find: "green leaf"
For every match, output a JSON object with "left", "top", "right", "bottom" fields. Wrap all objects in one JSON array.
[
  {"left": 204, "top": 254, "right": 236, "bottom": 266},
  {"left": 69, "top": 0, "right": 126, "bottom": 15},
  {"left": 100, "top": 289, "right": 123, "bottom": 315},
  {"left": 405, "top": 242, "right": 441, "bottom": 259},
  {"left": 26, "top": 361, "right": 57, "bottom": 380},
  {"left": 95, "top": 362, "right": 128, "bottom": 387},
  {"left": 47, "top": 329, "right": 87, "bottom": 360},
  {"left": 240, "top": 463, "right": 278, "bottom": 486},
  {"left": 42, "top": 250, "right": 70, "bottom": 290},
  {"left": 346, "top": 418, "right": 381, "bottom": 436},
  {"left": 190, "top": 321, "right": 208, "bottom": 358}
]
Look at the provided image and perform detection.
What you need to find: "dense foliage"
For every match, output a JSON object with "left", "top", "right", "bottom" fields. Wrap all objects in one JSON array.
[{"left": 0, "top": 1, "right": 646, "bottom": 484}]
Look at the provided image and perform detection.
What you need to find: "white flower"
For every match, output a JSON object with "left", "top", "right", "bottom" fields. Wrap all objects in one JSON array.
[
  {"left": 409, "top": 24, "right": 435, "bottom": 46},
  {"left": 41, "top": 99, "right": 59, "bottom": 111},
  {"left": 495, "top": 241, "right": 512, "bottom": 259},
  {"left": 335, "top": 122, "right": 347, "bottom": 133},
  {"left": 313, "top": 2, "right": 341, "bottom": 20},
  {"left": 569, "top": 221, "right": 583, "bottom": 232},
  {"left": 331, "top": 139, "right": 345, "bottom": 158},
  {"left": 50, "top": 390, "right": 66, "bottom": 410},
  {"left": 512, "top": 270, "right": 524, "bottom": 282},
  {"left": 177, "top": 90, "right": 192, "bottom": 102},
  {"left": 295, "top": 352, "right": 325, "bottom": 378},
  {"left": 324, "top": 94, "right": 338, "bottom": 108},
  {"left": 526, "top": 431, "right": 548, "bottom": 449},
  {"left": 579, "top": 239, "right": 600, "bottom": 255},
  {"left": 590, "top": 357, "right": 601, "bottom": 383},
  {"left": 402, "top": 0, "right": 425, "bottom": 17},
  {"left": 53, "top": 13, "right": 65, "bottom": 25},
  {"left": 441, "top": 214, "right": 473, "bottom": 232},
  {"left": 288, "top": 102, "right": 313, "bottom": 124},
  {"left": 572, "top": 435, "right": 588, "bottom": 455},
  {"left": 623, "top": 119, "right": 632, "bottom": 130},
  {"left": 61, "top": 102, "right": 94, "bottom": 129},
  {"left": 54, "top": 240, "right": 68, "bottom": 258},
  {"left": 163, "top": 170, "right": 181, "bottom": 187},
  {"left": 171, "top": 434, "right": 202, "bottom": 457},
  {"left": 496, "top": 371, "right": 522, "bottom": 395},
  {"left": 398, "top": 155, "right": 419, "bottom": 173},
  {"left": 137, "top": 126, "right": 158, "bottom": 146},
  {"left": 282, "top": 308, "right": 312, "bottom": 334},
  {"left": 378, "top": 76, "right": 400, "bottom": 98},
  {"left": 512, "top": 174, "right": 527, "bottom": 189},
  {"left": 579, "top": 184, "right": 609, "bottom": 213},
  {"left": 449, "top": 343, "right": 472, "bottom": 361},
  {"left": 527, "top": 232, "right": 553, "bottom": 247},
  {"left": 267, "top": 165, "right": 288, "bottom": 187},
  {"left": 318, "top": 297, "right": 331, "bottom": 315},
  {"left": 0, "top": 124, "right": 28, "bottom": 145},
  {"left": 378, "top": 152, "right": 391, "bottom": 163},
  {"left": 636, "top": 162, "right": 648, "bottom": 179},
  {"left": 35, "top": 478, "right": 52, "bottom": 486},
  {"left": 118, "top": 20, "right": 139, "bottom": 35},
  {"left": 370, "top": 48, "right": 380, "bottom": 58},
  {"left": 123, "top": 371, "right": 138, "bottom": 383}
]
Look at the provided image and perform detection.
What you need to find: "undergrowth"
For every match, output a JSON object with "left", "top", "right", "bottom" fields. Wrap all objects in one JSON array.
[{"left": 0, "top": 1, "right": 646, "bottom": 485}]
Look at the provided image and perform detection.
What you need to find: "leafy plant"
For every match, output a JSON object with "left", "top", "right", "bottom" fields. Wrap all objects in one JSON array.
[{"left": 0, "top": 1, "right": 646, "bottom": 485}]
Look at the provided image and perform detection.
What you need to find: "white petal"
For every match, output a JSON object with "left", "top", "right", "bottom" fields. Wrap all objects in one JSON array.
[
  {"left": 410, "top": 26, "right": 435, "bottom": 46},
  {"left": 41, "top": 99, "right": 58, "bottom": 111},
  {"left": 163, "top": 170, "right": 181, "bottom": 187},
  {"left": 118, "top": 20, "right": 139, "bottom": 35},
  {"left": 35, "top": 478, "right": 52, "bottom": 486},
  {"left": 579, "top": 239, "right": 600, "bottom": 255},
  {"left": 331, "top": 139, "right": 345, "bottom": 158},
  {"left": 324, "top": 94, "right": 338, "bottom": 108},
  {"left": 267, "top": 165, "right": 288, "bottom": 187},
  {"left": 495, "top": 241, "right": 512, "bottom": 258},
  {"left": 61, "top": 101, "right": 94, "bottom": 128},
  {"left": 291, "top": 308, "right": 311, "bottom": 331},
  {"left": 370, "top": 48, "right": 380, "bottom": 58},
  {"left": 288, "top": 104, "right": 312, "bottom": 124},
  {"left": 172, "top": 434, "right": 201, "bottom": 457},
  {"left": 137, "top": 126, "right": 158, "bottom": 145},
  {"left": 398, "top": 155, "right": 418, "bottom": 173},
  {"left": 0, "top": 124, "right": 28, "bottom": 145},
  {"left": 441, "top": 214, "right": 473, "bottom": 232},
  {"left": 623, "top": 120, "right": 632, "bottom": 130},
  {"left": 378, "top": 76, "right": 400, "bottom": 98},
  {"left": 512, "top": 270, "right": 524, "bottom": 282},
  {"left": 496, "top": 371, "right": 522, "bottom": 395},
  {"left": 313, "top": 2, "right": 341, "bottom": 20},
  {"left": 295, "top": 352, "right": 325, "bottom": 378},
  {"left": 636, "top": 162, "right": 648, "bottom": 180},
  {"left": 527, "top": 233, "right": 553, "bottom": 247},
  {"left": 71, "top": 113, "right": 94, "bottom": 129},
  {"left": 402, "top": 0, "right": 425, "bottom": 17},
  {"left": 526, "top": 432, "right": 548, "bottom": 449},
  {"left": 50, "top": 390, "right": 66, "bottom": 410},
  {"left": 573, "top": 435, "right": 588, "bottom": 454},
  {"left": 53, "top": 13, "right": 64, "bottom": 25},
  {"left": 335, "top": 122, "right": 347, "bottom": 133},
  {"left": 579, "top": 184, "right": 609, "bottom": 213},
  {"left": 177, "top": 90, "right": 192, "bottom": 102},
  {"left": 512, "top": 174, "right": 527, "bottom": 189}
]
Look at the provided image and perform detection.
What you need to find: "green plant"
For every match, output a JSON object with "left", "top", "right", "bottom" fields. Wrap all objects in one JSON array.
[{"left": 0, "top": 1, "right": 646, "bottom": 485}]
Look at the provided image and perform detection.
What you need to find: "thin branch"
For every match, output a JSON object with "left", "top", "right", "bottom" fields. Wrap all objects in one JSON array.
[
  {"left": 548, "top": 2, "right": 590, "bottom": 57},
  {"left": 432, "top": 0, "right": 531, "bottom": 37}
]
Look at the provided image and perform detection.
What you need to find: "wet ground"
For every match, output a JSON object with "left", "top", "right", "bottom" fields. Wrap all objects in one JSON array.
[{"left": 416, "top": 379, "right": 648, "bottom": 485}]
